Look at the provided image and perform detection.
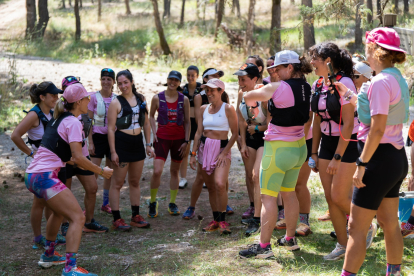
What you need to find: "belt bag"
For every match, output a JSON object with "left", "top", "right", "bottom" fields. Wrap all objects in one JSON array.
[{"left": 116, "top": 114, "right": 132, "bottom": 130}]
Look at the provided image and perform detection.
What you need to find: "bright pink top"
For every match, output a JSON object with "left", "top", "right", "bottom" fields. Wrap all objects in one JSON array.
[
  {"left": 26, "top": 116, "right": 83, "bottom": 173},
  {"left": 87, "top": 92, "right": 115, "bottom": 135},
  {"left": 264, "top": 81, "right": 305, "bottom": 142},
  {"left": 75, "top": 115, "right": 89, "bottom": 157},
  {"left": 312, "top": 77, "right": 359, "bottom": 136},
  {"left": 357, "top": 72, "right": 404, "bottom": 149}
]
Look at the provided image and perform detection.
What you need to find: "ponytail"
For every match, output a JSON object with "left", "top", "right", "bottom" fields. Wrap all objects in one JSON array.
[
  {"left": 217, "top": 88, "right": 229, "bottom": 103},
  {"left": 248, "top": 55, "right": 264, "bottom": 80},
  {"left": 309, "top": 43, "right": 354, "bottom": 78},
  {"left": 338, "top": 49, "right": 354, "bottom": 78},
  {"left": 292, "top": 56, "right": 313, "bottom": 79},
  {"left": 29, "top": 81, "right": 53, "bottom": 104},
  {"left": 54, "top": 97, "right": 75, "bottom": 119}
]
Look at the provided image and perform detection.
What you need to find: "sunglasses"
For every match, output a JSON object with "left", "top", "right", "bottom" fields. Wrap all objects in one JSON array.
[
  {"left": 353, "top": 74, "right": 362, "bottom": 79},
  {"left": 65, "top": 76, "right": 81, "bottom": 82},
  {"left": 102, "top": 68, "right": 114, "bottom": 73},
  {"left": 83, "top": 95, "right": 91, "bottom": 101}
]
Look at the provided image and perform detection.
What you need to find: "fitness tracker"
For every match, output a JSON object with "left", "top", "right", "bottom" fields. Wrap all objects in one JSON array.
[
  {"left": 255, "top": 125, "right": 259, "bottom": 133},
  {"left": 146, "top": 143, "right": 152, "bottom": 147},
  {"left": 333, "top": 154, "right": 342, "bottom": 161},
  {"left": 356, "top": 157, "right": 368, "bottom": 167}
]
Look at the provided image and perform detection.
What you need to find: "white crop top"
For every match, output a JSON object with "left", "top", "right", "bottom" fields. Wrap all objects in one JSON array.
[
  {"left": 27, "top": 112, "right": 52, "bottom": 151},
  {"left": 117, "top": 104, "right": 141, "bottom": 130},
  {"left": 203, "top": 103, "right": 230, "bottom": 131}
]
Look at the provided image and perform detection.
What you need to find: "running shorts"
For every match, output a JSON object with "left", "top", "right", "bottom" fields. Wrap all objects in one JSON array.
[
  {"left": 66, "top": 156, "right": 95, "bottom": 179},
  {"left": 319, "top": 133, "right": 359, "bottom": 163},
  {"left": 305, "top": 138, "right": 312, "bottom": 162},
  {"left": 25, "top": 169, "right": 67, "bottom": 201},
  {"left": 90, "top": 133, "right": 111, "bottom": 159},
  {"left": 115, "top": 131, "right": 146, "bottom": 163},
  {"left": 260, "top": 137, "right": 307, "bottom": 198},
  {"left": 154, "top": 137, "right": 186, "bottom": 163},
  {"left": 245, "top": 130, "right": 265, "bottom": 151}
]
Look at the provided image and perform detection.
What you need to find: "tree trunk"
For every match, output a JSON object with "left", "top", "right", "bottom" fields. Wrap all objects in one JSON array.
[
  {"left": 62, "top": 0, "right": 66, "bottom": 9},
  {"left": 125, "top": 0, "right": 131, "bottom": 15},
  {"left": 232, "top": 0, "right": 241, "bottom": 17},
  {"left": 151, "top": 0, "right": 171, "bottom": 55},
  {"left": 377, "top": 0, "right": 381, "bottom": 16},
  {"left": 394, "top": 0, "right": 399, "bottom": 14},
  {"left": 270, "top": 0, "right": 281, "bottom": 53},
  {"left": 74, "top": 0, "right": 81, "bottom": 40},
  {"left": 80, "top": 0, "right": 82, "bottom": 8},
  {"left": 291, "top": 0, "right": 294, "bottom": 3},
  {"left": 98, "top": 0, "right": 101, "bottom": 21},
  {"left": 355, "top": 0, "right": 364, "bottom": 50},
  {"left": 26, "top": 0, "right": 37, "bottom": 38},
  {"left": 69, "top": 0, "right": 72, "bottom": 7},
  {"left": 302, "top": 0, "right": 315, "bottom": 51},
  {"left": 179, "top": 0, "right": 185, "bottom": 28},
  {"left": 403, "top": 0, "right": 408, "bottom": 14},
  {"left": 36, "top": 0, "right": 49, "bottom": 38},
  {"left": 214, "top": 0, "right": 225, "bottom": 42},
  {"left": 163, "top": 0, "right": 171, "bottom": 18},
  {"left": 245, "top": 0, "right": 255, "bottom": 54},
  {"left": 367, "top": 0, "right": 373, "bottom": 23},
  {"left": 196, "top": 0, "right": 200, "bottom": 19}
]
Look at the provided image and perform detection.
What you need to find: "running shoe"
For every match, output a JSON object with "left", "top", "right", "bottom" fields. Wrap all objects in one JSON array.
[
  {"left": 245, "top": 219, "right": 260, "bottom": 236},
  {"left": 226, "top": 205, "right": 234, "bottom": 215},
  {"left": 278, "top": 208, "right": 285, "bottom": 221},
  {"left": 130, "top": 215, "right": 150, "bottom": 228},
  {"left": 61, "top": 267, "right": 98, "bottom": 276},
  {"left": 56, "top": 234, "right": 66, "bottom": 245},
  {"left": 318, "top": 210, "right": 331, "bottom": 221},
  {"left": 179, "top": 178, "right": 188, "bottom": 189},
  {"left": 83, "top": 219, "right": 109, "bottom": 233},
  {"left": 38, "top": 252, "right": 66, "bottom": 268},
  {"left": 100, "top": 204, "right": 112, "bottom": 215},
  {"left": 242, "top": 206, "right": 255, "bottom": 219},
  {"left": 323, "top": 242, "right": 346, "bottom": 260},
  {"left": 219, "top": 221, "right": 231, "bottom": 235},
  {"left": 148, "top": 201, "right": 158, "bottom": 218},
  {"left": 275, "top": 219, "right": 286, "bottom": 230},
  {"left": 401, "top": 222, "right": 414, "bottom": 238},
  {"left": 366, "top": 223, "right": 377, "bottom": 249},
  {"left": 241, "top": 218, "right": 251, "bottom": 225},
  {"left": 33, "top": 236, "right": 46, "bottom": 249},
  {"left": 276, "top": 237, "right": 300, "bottom": 251},
  {"left": 295, "top": 223, "right": 312, "bottom": 237},
  {"left": 239, "top": 244, "right": 273, "bottom": 259},
  {"left": 202, "top": 221, "right": 219, "bottom": 232},
  {"left": 61, "top": 222, "right": 69, "bottom": 237},
  {"left": 203, "top": 183, "right": 207, "bottom": 188},
  {"left": 182, "top": 207, "right": 195, "bottom": 220},
  {"left": 168, "top": 203, "right": 180, "bottom": 216},
  {"left": 112, "top": 218, "right": 131, "bottom": 232}
]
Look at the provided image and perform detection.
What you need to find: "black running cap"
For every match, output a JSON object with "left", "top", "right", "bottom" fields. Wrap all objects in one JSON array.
[
  {"left": 233, "top": 63, "right": 260, "bottom": 78},
  {"left": 42, "top": 83, "right": 63, "bottom": 95}
]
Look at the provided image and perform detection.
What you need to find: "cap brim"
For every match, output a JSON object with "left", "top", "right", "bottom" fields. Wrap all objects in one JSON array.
[
  {"left": 167, "top": 76, "right": 182, "bottom": 82},
  {"left": 200, "top": 83, "right": 219, "bottom": 89},
  {"left": 233, "top": 70, "right": 248, "bottom": 76},
  {"left": 376, "top": 42, "right": 407, "bottom": 53}
]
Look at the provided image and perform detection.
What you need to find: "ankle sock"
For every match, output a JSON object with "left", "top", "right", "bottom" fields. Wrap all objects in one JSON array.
[
  {"left": 260, "top": 242, "right": 270, "bottom": 249},
  {"left": 284, "top": 235, "right": 294, "bottom": 241},
  {"left": 341, "top": 269, "right": 356, "bottom": 276},
  {"left": 34, "top": 234, "right": 43, "bottom": 243},
  {"left": 407, "top": 215, "right": 414, "bottom": 225},
  {"left": 103, "top": 189, "right": 109, "bottom": 206},
  {"left": 170, "top": 189, "right": 178, "bottom": 204},
  {"left": 404, "top": 221, "right": 414, "bottom": 230},
  {"left": 386, "top": 263, "right": 401, "bottom": 276},
  {"left": 112, "top": 210, "right": 121, "bottom": 222},
  {"left": 220, "top": 212, "right": 226, "bottom": 222},
  {"left": 150, "top": 188, "right": 158, "bottom": 203},
  {"left": 131, "top": 205, "right": 140, "bottom": 217},
  {"left": 213, "top": 211, "right": 220, "bottom": 222},
  {"left": 300, "top": 213, "right": 310, "bottom": 226},
  {"left": 64, "top": 253, "right": 77, "bottom": 273},
  {"left": 250, "top": 202, "right": 254, "bottom": 207},
  {"left": 44, "top": 240, "right": 56, "bottom": 257}
]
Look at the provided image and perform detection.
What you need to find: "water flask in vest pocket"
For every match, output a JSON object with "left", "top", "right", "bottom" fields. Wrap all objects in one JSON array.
[{"left": 116, "top": 114, "right": 132, "bottom": 130}]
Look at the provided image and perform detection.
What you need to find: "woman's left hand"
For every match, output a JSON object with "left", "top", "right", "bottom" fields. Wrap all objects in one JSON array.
[
  {"left": 178, "top": 142, "right": 188, "bottom": 158},
  {"left": 247, "top": 124, "right": 256, "bottom": 135},
  {"left": 353, "top": 166, "right": 366, "bottom": 188},
  {"left": 215, "top": 152, "right": 229, "bottom": 168},
  {"left": 146, "top": 146, "right": 155, "bottom": 159},
  {"left": 326, "top": 159, "right": 340, "bottom": 175}
]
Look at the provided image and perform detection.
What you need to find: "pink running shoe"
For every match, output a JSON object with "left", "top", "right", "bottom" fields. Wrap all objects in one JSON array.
[
  {"left": 242, "top": 206, "right": 255, "bottom": 219},
  {"left": 101, "top": 204, "right": 112, "bottom": 214}
]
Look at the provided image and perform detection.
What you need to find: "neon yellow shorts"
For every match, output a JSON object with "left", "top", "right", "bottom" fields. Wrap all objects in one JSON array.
[{"left": 259, "top": 137, "right": 307, "bottom": 198}]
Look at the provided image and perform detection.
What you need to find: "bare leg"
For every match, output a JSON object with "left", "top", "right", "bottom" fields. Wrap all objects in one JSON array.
[
  {"left": 127, "top": 160, "right": 145, "bottom": 206},
  {"left": 280, "top": 191, "right": 300, "bottom": 237},
  {"left": 295, "top": 161, "right": 312, "bottom": 214},
  {"left": 150, "top": 159, "right": 166, "bottom": 190},
  {"left": 189, "top": 167, "right": 204, "bottom": 207},
  {"left": 242, "top": 147, "right": 257, "bottom": 204},
  {"left": 77, "top": 174, "right": 98, "bottom": 223},
  {"left": 214, "top": 160, "right": 231, "bottom": 213},
  {"left": 201, "top": 164, "right": 218, "bottom": 212},
  {"left": 180, "top": 142, "right": 192, "bottom": 179},
  {"left": 109, "top": 163, "right": 129, "bottom": 211},
  {"left": 170, "top": 161, "right": 181, "bottom": 190},
  {"left": 91, "top": 157, "right": 112, "bottom": 205},
  {"left": 31, "top": 196, "right": 46, "bottom": 237},
  {"left": 252, "top": 147, "right": 264, "bottom": 217},
  {"left": 260, "top": 194, "right": 278, "bottom": 244}
]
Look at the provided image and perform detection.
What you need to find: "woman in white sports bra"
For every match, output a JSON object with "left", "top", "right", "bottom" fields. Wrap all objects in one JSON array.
[{"left": 189, "top": 78, "right": 238, "bottom": 235}]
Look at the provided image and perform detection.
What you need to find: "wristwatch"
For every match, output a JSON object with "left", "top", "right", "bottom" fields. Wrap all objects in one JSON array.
[
  {"left": 333, "top": 154, "right": 342, "bottom": 161},
  {"left": 255, "top": 125, "right": 259, "bottom": 133},
  {"left": 146, "top": 143, "right": 152, "bottom": 147},
  {"left": 190, "top": 151, "right": 197, "bottom": 157},
  {"left": 356, "top": 157, "right": 368, "bottom": 166}
]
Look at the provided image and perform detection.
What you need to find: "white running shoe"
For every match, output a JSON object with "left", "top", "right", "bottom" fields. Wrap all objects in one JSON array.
[
  {"left": 179, "top": 178, "right": 188, "bottom": 189},
  {"left": 323, "top": 242, "right": 346, "bottom": 260}
]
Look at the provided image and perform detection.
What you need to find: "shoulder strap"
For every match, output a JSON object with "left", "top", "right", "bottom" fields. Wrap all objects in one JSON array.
[{"left": 117, "top": 95, "right": 133, "bottom": 116}]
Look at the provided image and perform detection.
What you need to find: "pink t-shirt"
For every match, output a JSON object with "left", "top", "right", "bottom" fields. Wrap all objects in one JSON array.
[
  {"left": 357, "top": 72, "right": 404, "bottom": 149},
  {"left": 264, "top": 81, "right": 305, "bottom": 142},
  {"left": 75, "top": 115, "right": 90, "bottom": 157},
  {"left": 312, "top": 77, "right": 359, "bottom": 136},
  {"left": 88, "top": 92, "right": 115, "bottom": 135},
  {"left": 26, "top": 116, "right": 83, "bottom": 173},
  {"left": 306, "top": 126, "right": 313, "bottom": 140}
]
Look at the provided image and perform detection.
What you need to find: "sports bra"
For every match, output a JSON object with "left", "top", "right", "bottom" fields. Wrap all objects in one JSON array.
[
  {"left": 117, "top": 104, "right": 141, "bottom": 130},
  {"left": 203, "top": 103, "right": 229, "bottom": 131}
]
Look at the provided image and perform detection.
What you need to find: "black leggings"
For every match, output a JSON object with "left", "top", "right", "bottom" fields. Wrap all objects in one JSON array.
[{"left": 352, "top": 141, "right": 408, "bottom": 210}]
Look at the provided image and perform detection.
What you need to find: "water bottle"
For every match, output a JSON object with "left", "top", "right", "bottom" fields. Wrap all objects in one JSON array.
[{"left": 308, "top": 156, "right": 316, "bottom": 169}]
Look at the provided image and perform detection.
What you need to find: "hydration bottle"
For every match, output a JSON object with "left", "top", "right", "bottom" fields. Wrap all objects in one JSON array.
[{"left": 308, "top": 156, "right": 316, "bottom": 169}]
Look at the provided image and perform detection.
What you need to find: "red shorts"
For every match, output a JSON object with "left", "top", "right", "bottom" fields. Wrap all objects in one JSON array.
[{"left": 154, "top": 137, "right": 186, "bottom": 163}]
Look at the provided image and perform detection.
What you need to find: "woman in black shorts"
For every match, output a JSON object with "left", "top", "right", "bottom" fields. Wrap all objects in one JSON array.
[{"left": 107, "top": 69, "right": 154, "bottom": 231}]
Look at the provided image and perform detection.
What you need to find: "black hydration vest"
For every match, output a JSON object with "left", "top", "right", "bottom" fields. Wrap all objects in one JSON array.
[
  {"left": 23, "top": 105, "right": 54, "bottom": 148},
  {"left": 268, "top": 78, "right": 311, "bottom": 127},
  {"left": 117, "top": 95, "right": 146, "bottom": 129},
  {"left": 182, "top": 83, "right": 202, "bottom": 107},
  {"left": 40, "top": 112, "right": 85, "bottom": 162}
]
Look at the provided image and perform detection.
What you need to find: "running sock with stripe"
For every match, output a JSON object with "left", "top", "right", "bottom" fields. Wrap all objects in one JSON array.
[
  {"left": 407, "top": 215, "right": 414, "bottom": 225},
  {"left": 300, "top": 213, "right": 310, "bottom": 226},
  {"left": 34, "top": 234, "right": 43, "bottom": 243},
  {"left": 44, "top": 240, "right": 56, "bottom": 257},
  {"left": 386, "top": 264, "right": 401, "bottom": 276},
  {"left": 213, "top": 211, "right": 220, "bottom": 222},
  {"left": 103, "top": 189, "right": 109, "bottom": 206},
  {"left": 64, "top": 253, "right": 77, "bottom": 273},
  {"left": 131, "top": 206, "right": 140, "bottom": 217},
  {"left": 112, "top": 210, "right": 121, "bottom": 222},
  {"left": 260, "top": 242, "right": 270, "bottom": 249},
  {"left": 341, "top": 269, "right": 356, "bottom": 276},
  {"left": 250, "top": 202, "right": 254, "bottom": 207},
  {"left": 284, "top": 235, "right": 294, "bottom": 241},
  {"left": 150, "top": 189, "right": 158, "bottom": 203},
  {"left": 170, "top": 189, "right": 178, "bottom": 204}
]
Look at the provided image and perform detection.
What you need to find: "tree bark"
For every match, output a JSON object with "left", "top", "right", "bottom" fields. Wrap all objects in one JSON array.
[
  {"left": 74, "top": 0, "right": 81, "bottom": 40},
  {"left": 26, "top": 0, "right": 37, "bottom": 38},
  {"left": 179, "top": 0, "right": 186, "bottom": 28},
  {"left": 367, "top": 0, "right": 373, "bottom": 23},
  {"left": 80, "top": 0, "right": 82, "bottom": 8},
  {"left": 214, "top": 0, "right": 225, "bottom": 42},
  {"left": 394, "top": 0, "right": 399, "bottom": 14},
  {"left": 355, "top": 0, "right": 364, "bottom": 50},
  {"left": 36, "top": 0, "right": 49, "bottom": 38},
  {"left": 125, "top": 0, "right": 131, "bottom": 15},
  {"left": 62, "top": 0, "right": 66, "bottom": 9},
  {"left": 232, "top": 0, "right": 241, "bottom": 17},
  {"left": 377, "top": 0, "right": 381, "bottom": 16},
  {"left": 245, "top": 0, "right": 256, "bottom": 54},
  {"left": 302, "top": 0, "right": 315, "bottom": 51},
  {"left": 98, "top": 0, "right": 101, "bottom": 21},
  {"left": 151, "top": 0, "right": 171, "bottom": 55},
  {"left": 270, "top": 0, "right": 281, "bottom": 53},
  {"left": 163, "top": 0, "right": 171, "bottom": 18},
  {"left": 69, "top": 0, "right": 72, "bottom": 7},
  {"left": 403, "top": 0, "right": 408, "bottom": 14}
]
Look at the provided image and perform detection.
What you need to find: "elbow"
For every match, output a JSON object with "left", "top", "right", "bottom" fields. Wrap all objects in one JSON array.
[
  {"left": 10, "top": 133, "right": 18, "bottom": 143},
  {"left": 372, "top": 128, "right": 385, "bottom": 139}
]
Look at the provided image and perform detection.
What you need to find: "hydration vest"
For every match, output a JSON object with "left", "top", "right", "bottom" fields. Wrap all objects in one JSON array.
[
  {"left": 94, "top": 91, "right": 117, "bottom": 127},
  {"left": 268, "top": 78, "right": 311, "bottom": 127},
  {"left": 23, "top": 105, "right": 53, "bottom": 148},
  {"left": 182, "top": 83, "right": 202, "bottom": 107},
  {"left": 117, "top": 94, "right": 147, "bottom": 129},
  {"left": 157, "top": 91, "right": 184, "bottom": 126},
  {"left": 40, "top": 112, "right": 85, "bottom": 162},
  {"left": 240, "top": 84, "right": 267, "bottom": 125}
]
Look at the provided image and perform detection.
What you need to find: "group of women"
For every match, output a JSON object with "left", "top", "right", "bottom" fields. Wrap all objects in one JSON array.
[{"left": 12, "top": 27, "right": 410, "bottom": 276}]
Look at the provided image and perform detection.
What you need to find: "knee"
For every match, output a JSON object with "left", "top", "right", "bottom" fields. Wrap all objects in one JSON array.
[
  {"left": 330, "top": 192, "right": 344, "bottom": 207},
  {"left": 70, "top": 211, "right": 86, "bottom": 225},
  {"left": 215, "top": 180, "right": 227, "bottom": 192},
  {"left": 376, "top": 215, "right": 397, "bottom": 231},
  {"left": 85, "top": 183, "right": 98, "bottom": 195},
  {"left": 128, "top": 179, "right": 140, "bottom": 189},
  {"left": 252, "top": 171, "right": 259, "bottom": 185},
  {"left": 152, "top": 168, "right": 163, "bottom": 178},
  {"left": 170, "top": 166, "right": 180, "bottom": 175}
]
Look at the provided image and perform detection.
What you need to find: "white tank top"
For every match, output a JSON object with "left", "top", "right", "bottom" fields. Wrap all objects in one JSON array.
[
  {"left": 203, "top": 103, "right": 229, "bottom": 131},
  {"left": 117, "top": 104, "right": 141, "bottom": 130},
  {"left": 27, "top": 112, "right": 52, "bottom": 151}
]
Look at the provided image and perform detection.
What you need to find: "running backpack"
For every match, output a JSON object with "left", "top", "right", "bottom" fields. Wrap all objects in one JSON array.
[
  {"left": 23, "top": 104, "right": 54, "bottom": 148},
  {"left": 94, "top": 92, "right": 117, "bottom": 127}
]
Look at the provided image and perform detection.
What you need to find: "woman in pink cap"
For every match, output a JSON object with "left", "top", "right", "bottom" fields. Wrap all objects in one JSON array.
[
  {"left": 337, "top": 27, "right": 409, "bottom": 276},
  {"left": 189, "top": 78, "right": 238, "bottom": 235},
  {"left": 25, "top": 83, "right": 113, "bottom": 276}
]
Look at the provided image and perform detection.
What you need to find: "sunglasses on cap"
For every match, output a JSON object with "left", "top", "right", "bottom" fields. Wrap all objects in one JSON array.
[
  {"left": 82, "top": 95, "right": 91, "bottom": 101},
  {"left": 65, "top": 76, "right": 81, "bottom": 82},
  {"left": 102, "top": 68, "right": 114, "bottom": 73}
]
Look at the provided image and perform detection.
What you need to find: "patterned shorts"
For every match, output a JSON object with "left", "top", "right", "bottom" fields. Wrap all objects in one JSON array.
[{"left": 25, "top": 169, "right": 67, "bottom": 201}]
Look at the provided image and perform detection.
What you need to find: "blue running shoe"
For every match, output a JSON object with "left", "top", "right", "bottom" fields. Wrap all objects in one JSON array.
[
  {"left": 226, "top": 205, "right": 234, "bottom": 215},
  {"left": 148, "top": 201, "right": 158, "bottom": 218},
  {"left": 182, "top": 207, "right": 195, "bottom": 220},
  {"left": 56, "top": 234, "right": 66, "bottom": 245},
  {"left": 168, "top": 203, "right": 180, "bottom": 216},
  {"left": 38, "top": 252, "right": 65, "bottom": 268},
  {"left": 33, "top": 236, "right": 46, "bottom": 249},
  {"left": 61, "top": 267, "right": 98, "bottom": 276},
  {"left": 61, "top": 222, "right": 69, "bottom": 236}
]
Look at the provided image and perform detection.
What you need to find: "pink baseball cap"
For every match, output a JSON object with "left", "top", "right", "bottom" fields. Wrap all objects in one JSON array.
[
  {"left": 62, "top": 83, "right": 89, "bottom": 103},
  {"left": 201, "top": 78, "right": 225, "bottom": 90},
  {"left": 365, "top": 27, "right": 406, "bottom": 53}
]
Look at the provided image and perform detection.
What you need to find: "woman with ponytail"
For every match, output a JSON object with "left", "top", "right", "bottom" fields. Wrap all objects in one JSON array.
[
  {"left": 11, "top": 82, "right": 66, "bottom": 248},
  {"left": 25, "top": 83, "right": 113, "bottom": 276},
  {"left": 107, "top": 69, "right": 155, "bottom": 231}
]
